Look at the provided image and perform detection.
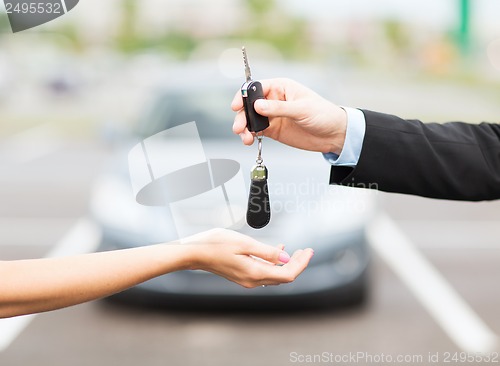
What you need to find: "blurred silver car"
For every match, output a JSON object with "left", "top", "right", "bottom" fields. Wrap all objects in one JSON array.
[{"left": 90, "top": 62, "right": 377, "bottom": 310}]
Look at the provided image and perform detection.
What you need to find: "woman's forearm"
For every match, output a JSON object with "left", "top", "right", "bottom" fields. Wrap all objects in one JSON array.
[
  {"left": 0, "top": 228, "right": 313, "bottom": 319},
  {"left": 0, "top": 243, "right": 194, "bottom": 318}
]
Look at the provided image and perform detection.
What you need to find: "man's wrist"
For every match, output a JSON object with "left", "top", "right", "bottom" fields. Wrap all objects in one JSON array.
[
  {"left": 330, "top": 107, "right": 348, "bottom": 155},
  {"left": 323, "top": 107, "right": 366, "bottom": 167}
]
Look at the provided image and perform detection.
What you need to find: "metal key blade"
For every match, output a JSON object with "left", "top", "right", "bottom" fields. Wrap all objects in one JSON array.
[{"left": 242, "top": 46, "right": 252, "bottom": 82}]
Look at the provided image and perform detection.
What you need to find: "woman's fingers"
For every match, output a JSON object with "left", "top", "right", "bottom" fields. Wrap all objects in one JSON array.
[
  {"left": 196, "top": 228, "right": 314, "bottom": 288},
  {"left": 246, "top": 248, "right": 314, "bottom": 288},
  {"left": 279, "top": 249, "right": 314, "bottom": 280},
  {"left": 243, "top": 241, "right": 291, "bottom": 265},
  {"left": 271, "top": 249, "right": 314, "bottom": 283}
]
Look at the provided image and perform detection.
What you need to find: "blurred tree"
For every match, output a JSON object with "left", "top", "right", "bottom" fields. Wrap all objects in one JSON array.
[
  {"left": 115, "top": 0, "right": 139, "bottom": 52},
  {"left": 55, "top": 24, "right": 86, "bottom": 52},
  {"left": 111, "top": 0, "right": 310, "bottom": 60},
  {"left": 114, "top": 0, "right": 197, "bottom": 58},
  {"left": 383, "top": 20, "right": 411, "bottom": 54},
  {"left": 246, "top": 0, "right": 275, "bottom": 15},
  {"left": 0, "top": 11, "right": 12, "bottom": 33},
  {"left": 232, "top": 0, "right": 310, "bottom": 59}
]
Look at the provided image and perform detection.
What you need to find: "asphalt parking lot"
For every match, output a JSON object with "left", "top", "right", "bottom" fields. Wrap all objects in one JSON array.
[{"left": 1, "top": 135, "right": 500, "bottom": 366}]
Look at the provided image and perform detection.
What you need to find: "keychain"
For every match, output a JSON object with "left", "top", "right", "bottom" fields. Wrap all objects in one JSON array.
[{"left": 241, "top": 47, "right": 271, "bottom": 229}]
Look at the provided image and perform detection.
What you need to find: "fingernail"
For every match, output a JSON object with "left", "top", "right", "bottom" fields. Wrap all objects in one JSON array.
[
  {"left": 279, "top": 251, "right": 291, "bottom": 264},
  {"left": 255, "top": 99, "right": 268, "bottom": 111}
]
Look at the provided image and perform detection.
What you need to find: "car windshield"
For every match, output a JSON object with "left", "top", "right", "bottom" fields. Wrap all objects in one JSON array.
[{"left": 136, "top": 90, "right": 235, "bottom": 140}]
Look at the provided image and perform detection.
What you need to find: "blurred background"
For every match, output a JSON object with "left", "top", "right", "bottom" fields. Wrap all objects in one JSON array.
[{"left": 1, "top": 0, "right": 500, "bottom": 365}]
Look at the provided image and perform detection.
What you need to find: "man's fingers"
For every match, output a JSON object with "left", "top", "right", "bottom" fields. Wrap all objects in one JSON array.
[
  {"left": 258, "top": 78, "right": 291, "bottom": 98},
  {"left": 232, "top": 111, "right": 246, "bottom": 134},
  {"left": 231, "top": 91, "right": 252, "bottom": 145},
  {"left": 231, "top": 90, "right": 243, "bottom": 111},
  {"left": 240, "top": 131, "right": 254, "bottom": 145},
  {"left": 232, "top": 111, "right": 255, "bottom": 145},
  {"left": 254, "top": 99, "right": 305, "bottom": 120}
]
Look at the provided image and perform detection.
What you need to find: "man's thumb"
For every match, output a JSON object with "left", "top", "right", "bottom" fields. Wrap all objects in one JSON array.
[{"left": 254, "top": 99, "right": 302, "bottom": 119}]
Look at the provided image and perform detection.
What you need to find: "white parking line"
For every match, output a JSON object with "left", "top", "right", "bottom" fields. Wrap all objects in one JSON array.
[
  {"left": 0, "top": 218, "right": 101, "bottom": 353},
  {"left": 368, "top": 213, "right": 499, "bottom": 353}
]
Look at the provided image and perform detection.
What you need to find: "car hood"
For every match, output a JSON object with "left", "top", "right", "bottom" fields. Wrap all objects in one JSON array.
[{"left": 91, "top": 137, "right": 377, "bottom": 251}]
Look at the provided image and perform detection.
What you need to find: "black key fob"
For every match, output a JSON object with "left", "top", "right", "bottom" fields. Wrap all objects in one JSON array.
[
  {"left": 241, "top": 47, "right": 271, "bottom": 229},
  {"left": 241, "top": 81, "right": 269, "bottom": 133},
  {"left": 246, "top": 164, "right": 270, "bottom": 229}
]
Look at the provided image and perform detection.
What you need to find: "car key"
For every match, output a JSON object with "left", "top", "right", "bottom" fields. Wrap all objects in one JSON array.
[
  {"left": 241, "top": 47, "right": 270, "bottom": 133},
  {"left": 246, "top": 134, "right": 271, "bottom": 229},
  {"left": 241, "top": 47, "right": 271, "bottom": 229}
]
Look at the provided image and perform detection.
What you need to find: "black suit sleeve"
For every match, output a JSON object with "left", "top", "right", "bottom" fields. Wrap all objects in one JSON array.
[{"left": 329, "top": 109, "right": 500, "bottom": 201}]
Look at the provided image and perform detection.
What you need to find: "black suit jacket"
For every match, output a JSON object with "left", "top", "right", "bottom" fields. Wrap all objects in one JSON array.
[{"left": 329, "top": 110, "right": 500, "bottom": 201}]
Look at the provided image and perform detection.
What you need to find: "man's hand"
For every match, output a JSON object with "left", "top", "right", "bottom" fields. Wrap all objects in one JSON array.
[{"left": 232, "top": 78, "right": 348, "bottom": 155}]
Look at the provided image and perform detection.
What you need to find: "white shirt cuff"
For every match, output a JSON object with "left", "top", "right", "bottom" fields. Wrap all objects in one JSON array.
[{"left": 323, "top": 107, "right": 366, "bottom": 167}]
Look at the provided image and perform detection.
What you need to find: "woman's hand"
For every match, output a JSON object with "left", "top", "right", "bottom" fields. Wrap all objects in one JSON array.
[
  {"left": 181, "top": 228, "right": 314, "bottom": 288},
  {"left": 232, "top": 78, "right": 347, "bottom": 155},
  {"left": 0, "top": 228, "right": 313, "bottom": 318}
]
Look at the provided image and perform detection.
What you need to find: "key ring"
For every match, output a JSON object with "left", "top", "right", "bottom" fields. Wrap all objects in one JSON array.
[{"left": 256, "top": 133, "right": 264, "bottom": 165}]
